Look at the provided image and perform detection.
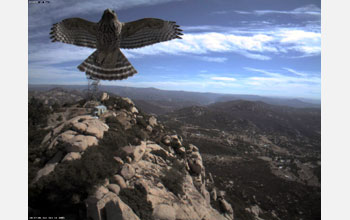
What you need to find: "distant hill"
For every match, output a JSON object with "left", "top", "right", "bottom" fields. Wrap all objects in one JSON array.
[
  {"left": 29, "top": 84, "right": 321, "bottom": 112},
  {"left": 162, "top": 100, "right": 320, "bottom": 138},
  {"left": 160, "top": 99, "right": 321, "bottom": 157}
]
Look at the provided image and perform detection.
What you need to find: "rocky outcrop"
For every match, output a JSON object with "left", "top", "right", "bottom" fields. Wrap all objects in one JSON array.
[
  {"left": 153, "top": 204, "right": 176, "bottom": 220},
  {"left": 32, "top": 151, "right": 64, "bottom": 183},
  {"left": 101, "top": 92, "right": 109, "bottom": 101},
  {"left": 30, "top": 93, "right": 234, "bottom": 220},
  {"left": 220, "top": 198, "right": 234, "bottom": 215},
  {"left": 32, "top": 114, "right": 110, "bottom": 183},
  {"left": 61, "top": 131, "right": 98, "bottom": 152},
  {"left": 86, "top": 192, "right": 140, "bottom": 220},
  {"left": 245, "top": 205, "right": 263, "bottom": 220},
  {"left": 121, "top": 142, "right": 146, "bottom": 162},
  {"left": 71, "top": 117, "right": 109, "bottom": 139},
  {"left": 120, "top": 164, "right": 135, "bottom": 180},
  {"left": 80, "top": 139, "right": 233, "bottom": 220},
  {"left": 149, "top": 116, "right": 158, "bottom": 127},
  {"left": 93, "top": 185, "right": 109, "bottom": 200},
  {"left": 62, "top": 152, "right": 81, "bottom": 162},
  {"left": 107, "top": 184, "right": 121, "bottom": 195},
  {"left": 115, "top": 111, "right": 133, "bottom": 130},
  {"left": 111, "top": 175, "right": 127, "bottom": 189}
]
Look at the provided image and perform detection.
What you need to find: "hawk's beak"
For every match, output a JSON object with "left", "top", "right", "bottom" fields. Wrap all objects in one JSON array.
[{"left": 105, "top": 9, "right": 113, "bottom": 14}]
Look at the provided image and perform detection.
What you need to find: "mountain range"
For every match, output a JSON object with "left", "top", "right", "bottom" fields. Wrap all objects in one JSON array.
[{"left": 29, "top": 85, "right": 320, "bottom": 113}]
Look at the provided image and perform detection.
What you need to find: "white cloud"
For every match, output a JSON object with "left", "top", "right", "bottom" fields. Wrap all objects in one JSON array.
[
  {"left": 123, "top": 32, "right": 277, "bottom": 60},
  {"left": 245, "top": 67, "right": 320, "bottom": 84},
  {"left": 121, "top": 27, "right": 320, "bottom": 59},
  {"left": 283, "top": 68, "right": 308, "bottom": 77},
  {"left": 211, "top": 10, "right": 229, "bottom": 15},
  {"left": 29, "top": 0, "right": 184, "bottom": 29},
  {"left": 240, "top": 67, "right": 320, "bottom": 98},
  {"left": 235, "top": 5, "right": 320, "bottom": 17},
  {"left": 234, "top": 11, "right": 252, "bottom": 15},
  {"left": 29, "top": 43, "right": 94, "bottom": 65},
  {"left": 196, "top": 56, "right": 228, "bottom": 63},
  {"left": 211, "top": 77, "right": 236, "bottom": 81},
  {"left": 278, "top": 29, "right": 321, "bottom": 56}
]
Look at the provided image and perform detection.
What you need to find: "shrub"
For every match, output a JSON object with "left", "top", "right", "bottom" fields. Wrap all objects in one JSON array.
[
  {"left": 28, "top": 97, "right": 51, "bottom": 127},
  {"left": 161, "top": 160, "right": 186, "bottom": 196},
  {"left": 57, "top": 115, "right": 63, "bottom": 121},
  {"left": 151, "top": 149, "right": 168, "bottom": 162},
  {"left": 28, "top": 98, "right": 52, "bottom": 183},
  {"left": 29, "top": 145, "right": 119, "bottom": 217},
  {"left": 52, "top": 102, "right": 61, "bottom": 111},
  {"left": 136, "top": 116, "right": 148, "bottom": 128},
  {"left": 119, "top": 184, "right": 154, "bottom": 220},
  {"left": 102, "top": 96, "right": 133, "bottom": 111}
]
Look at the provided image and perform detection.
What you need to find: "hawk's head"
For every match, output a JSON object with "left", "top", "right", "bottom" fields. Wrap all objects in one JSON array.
[{"left": 101, "top": 8, "right": 118, "bottom": 21}]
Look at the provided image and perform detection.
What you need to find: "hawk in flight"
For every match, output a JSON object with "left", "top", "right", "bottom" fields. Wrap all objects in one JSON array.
[{"left": 50, "top": 9, "right": 183, "bottom": 80}]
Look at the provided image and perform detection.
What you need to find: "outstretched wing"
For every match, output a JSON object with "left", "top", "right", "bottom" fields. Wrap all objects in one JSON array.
[
  {"left": 120, "top": 18, "right": 183, "bottom": 49},
  {"left": 50, "top": 18, "right": 98, "bottom": 48}
]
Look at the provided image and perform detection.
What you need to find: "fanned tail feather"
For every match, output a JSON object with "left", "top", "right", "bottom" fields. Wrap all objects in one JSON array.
[{"left": 78, "top": 49, "right": 137, "bottom": 80}]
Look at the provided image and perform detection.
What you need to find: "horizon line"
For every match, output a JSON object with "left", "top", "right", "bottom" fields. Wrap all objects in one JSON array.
[{"left": 28, "top": 83, "right": 321, "bottom": 101}]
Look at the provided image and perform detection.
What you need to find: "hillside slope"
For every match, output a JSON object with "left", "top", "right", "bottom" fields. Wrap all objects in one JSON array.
[{"left": 160, "top": 100, "right": 321, "bottom": 219}]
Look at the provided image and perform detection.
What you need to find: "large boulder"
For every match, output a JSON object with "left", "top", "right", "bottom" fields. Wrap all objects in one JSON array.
[
  {"left": 162, "top": 135, "right": 171, "bottom": 146},
  {"left": 219, "top": 198, "right": 234, "bottom": 214},
  {"left": 149, "top": 116, "right": 158, "bottom": 127},
  {"left": 113, "top": 156, "right": 124, "bottom": 165},
  {"left": 245, "top": 205, "right": 262, "bottom": 218},
  {"left": 188, "top": 158, "right": 203, "bottom": 175},
  {"left": 71, "top": 117, "right": 109, "bottom": 139},
  {"left": 85, "top": 120, "right": 109, "bottom": 139},
  {"left": 211, "top": 188, "right": 217, "bottom": 201},
  {"left": 170, "top": 135, "right": 182, "bottom": 148},
  {"left": 107, "top": 184, "right": 121, "bottom": 195},
  {"left": 133, "top": 143, "right": 146, "bottom": 162},
  {"left": 86, "top": 192, "right": 140, "bottom": 220},
  {"left": 58, "top": 129, "right": 99, "bottom": 152},
  {"left": 122, "top": 97, "right": 134, "bottom": 106},
  {"left": 115, "top": 111, "right": 132, "bottom": 130},
  {"left": 60, "top": 130, "right": 77, "bottom": 141},
  {"left": 187, "top": 150, "right": 204, "bottom": 175},
  {"left": 62, "top": 152, "right": 81, "bottom": 162},
  {"left": 101, "top": 92, "right": 109, "bottom": 101},
  {"left": 33, "top": 163, "right": 57, "bottom": 184},
  {"left": 111, "top": 175, "right": 127, "bottom": 189},
  {"left": 189, "top": 144, "right": 199, "bottom": 152},
  {"left": 65, "top": 134, "right": 98, "bottom": 152},
  {"left": 121, "top": 142, "right": 147, "bottom": 162},
  {"left": 93, "top": 185, "right": 109, "bottom": 200},
  {"left": 146, "top": 143, "right": 163, "bottom": 152},
  {"left": 130, "top": 106, "right": 139, "bottom": 114},
  {"left": 120, "top": 164, "right": 135, "bottom": 180},
  {"left": 200, "top": 183, "right": 211, "bottom": 205},
  {"left": 153, "top": 204, "right": 176, "bottom": 220}
]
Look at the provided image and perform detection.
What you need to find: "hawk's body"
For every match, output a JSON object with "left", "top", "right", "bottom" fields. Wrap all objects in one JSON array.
[{"left": 50, "top": 9, "right": 182, "bottom": 80}]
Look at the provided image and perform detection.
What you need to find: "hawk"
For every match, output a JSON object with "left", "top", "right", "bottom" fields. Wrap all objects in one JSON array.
[{"left": 50, "top": 9, "right": 183, "bottom": 80}]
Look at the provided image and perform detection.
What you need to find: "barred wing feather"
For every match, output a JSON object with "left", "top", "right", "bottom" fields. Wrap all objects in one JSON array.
[
  {"left": 120, "top": 18, "right": 183, "bottom": 49},
  {"left": 50, "top": 18, "right": 98, "bottom": 48}
]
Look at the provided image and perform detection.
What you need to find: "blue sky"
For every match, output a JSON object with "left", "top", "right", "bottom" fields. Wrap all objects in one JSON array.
[{"left": 28, "top": 0, "right": 321, "bottom": 99}]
